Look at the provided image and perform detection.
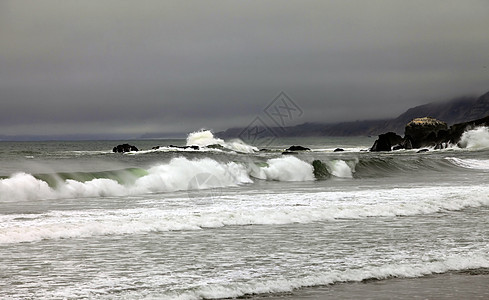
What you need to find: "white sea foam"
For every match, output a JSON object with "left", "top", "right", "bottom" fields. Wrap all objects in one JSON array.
[
  {"left": 38, "top": 253, "right": 489, "bottom": 299},
  {"left": 186, "top": 129, "right": 225, "bottom": 147},
  {"left": 0, "top": 173, "right": 55, "bottom": 201},
  {"left": 186, "top": 129, "right": 258, "bottom": 153},
  {"left": 159, "top": 254, "right": 489, "bottom": 300},
  {"left": 325, "top": 159, "right": 354, "bottom": 178},
  {"left": 446, "top": 157, "right": 489, "bottom": 170},
  {"left": 1, "top": 185, "right": 488, "bottom": 244},
  {"left": 458, "top": 126, "right": 489, "bottom": 150},
  {"left": 132, "top": 146, "right": 206, "bottom": 155},
  {"left": 250, "top": 156, "right": 315, "bottom": 181}
]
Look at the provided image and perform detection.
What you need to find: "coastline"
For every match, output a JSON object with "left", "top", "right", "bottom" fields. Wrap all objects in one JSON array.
[{"left": 250, "top": 269, "right": 489, "bottom": 300}]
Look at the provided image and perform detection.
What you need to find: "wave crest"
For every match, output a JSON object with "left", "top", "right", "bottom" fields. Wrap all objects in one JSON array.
[
  {"left": 458, "top": 126, "right": 489, "bottom": 150},
  {"left": 186, "top": 129, "right": 258, "bottom": 153},
  {"left": 0, "top": 156, "right": 318, "bottom": 202}
]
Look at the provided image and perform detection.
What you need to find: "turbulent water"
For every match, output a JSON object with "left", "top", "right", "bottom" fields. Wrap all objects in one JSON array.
[{"left": 1, "top": 129, "right": 489, "bottom": 299}]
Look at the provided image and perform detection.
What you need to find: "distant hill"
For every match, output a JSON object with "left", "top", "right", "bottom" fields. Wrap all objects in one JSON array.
[
  {"left": 217, "top": 90, "right": 489, "bottom": 138},
  {"left": 380, "top": 91, "right": 489, "bottom": 134}
]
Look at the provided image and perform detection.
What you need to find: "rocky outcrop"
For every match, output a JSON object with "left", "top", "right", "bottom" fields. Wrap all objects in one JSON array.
[
  {"left": 371, "top": 115, "right": 489, "bottom": 151},
  {"left": 370, "top": 132, "right": 403, "bottom": 151},
  {"left": 282, "top": 151, "right": 298, "bottom": 155},
  {"left": 404, "top": 117, "right": 448, "bottom": 148},
  {"left": 286, "top": 145, "right": 311, "bottom": 151},
  {"left": 113, "top": 144, "right": 139, "bottom": 153}
]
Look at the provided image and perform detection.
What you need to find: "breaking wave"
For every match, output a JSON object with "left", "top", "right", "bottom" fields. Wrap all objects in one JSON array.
[
  {"left": 0, "top": 156, "right": 316, "bottom": 202},
  {"left": 250, "top": 156, "right": 315, "bottom": 181},
  {"left": 186, "top": 129, "right": 258, "bottom": 153},
  {"left": 445, "top": 157, "right": 489, "bottom": 170},
  {"left": 458, "top": 126, "right": 489, "bottom": 150}
]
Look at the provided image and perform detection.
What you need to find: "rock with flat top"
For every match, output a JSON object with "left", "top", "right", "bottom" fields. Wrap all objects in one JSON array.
[{"left": 405, "top": 117, "right": 448, "bottom": 148}]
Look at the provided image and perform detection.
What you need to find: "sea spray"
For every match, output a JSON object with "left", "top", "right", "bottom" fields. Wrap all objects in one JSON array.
[
  {"left": 133, "top": 157, "right": 252, "bottom": 194},
  {"left": 186, "top": 129, "right": 225, "bottom": 148},
  {"left": 186, "top": 129, "right": 258, "bottom": 153},
  {"left": 250, "top": 156, "right": 315, "bottom": 181},
  {"left": 325, "top": 159, "right": 355, "bottom": 178},
  {"left": 458, "top": 126, "right": 489, "bottom": 150}
]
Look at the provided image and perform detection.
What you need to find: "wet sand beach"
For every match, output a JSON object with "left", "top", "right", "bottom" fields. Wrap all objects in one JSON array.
[{"left": 252, "top": 269, "right": 489, "bottom": 300}]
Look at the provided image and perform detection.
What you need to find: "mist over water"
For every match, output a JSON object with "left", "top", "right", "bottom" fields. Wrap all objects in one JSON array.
[{"left": 1, "top": 128, "right": 488, "bottom": 299}]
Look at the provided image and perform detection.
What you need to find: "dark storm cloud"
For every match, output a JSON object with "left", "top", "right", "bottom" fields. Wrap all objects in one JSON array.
[{"left": 1, "top": 0, "right": 489, "bottom": 138}]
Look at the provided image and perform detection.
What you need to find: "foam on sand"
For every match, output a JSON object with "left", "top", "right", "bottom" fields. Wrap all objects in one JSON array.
[{"left": 127, "top": 254, "right": 489, "bottom": 300}]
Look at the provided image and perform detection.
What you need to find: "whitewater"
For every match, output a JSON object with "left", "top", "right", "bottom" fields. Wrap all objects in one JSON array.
[{"left": 1, "top": 128, "right": 489, "bottom": 299}]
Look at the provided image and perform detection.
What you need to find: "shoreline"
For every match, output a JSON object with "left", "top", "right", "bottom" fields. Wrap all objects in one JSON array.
[{"left": 249, "top": 269, "right": 489, "bottom": 300}]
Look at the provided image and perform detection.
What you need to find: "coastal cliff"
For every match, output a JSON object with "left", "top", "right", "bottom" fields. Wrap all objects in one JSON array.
[{"left": 217, "top": 90, "right": 489, "bottom": 139}]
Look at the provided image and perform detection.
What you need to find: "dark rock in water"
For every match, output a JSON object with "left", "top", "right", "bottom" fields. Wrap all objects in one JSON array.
[
  {"left": 392, "top": 137, "right": 413, "bottom": 151},
  {"left": 312, "top": 160, "right": 330, "bottom": 179},
  {"left": 405, "top": 115, "right": 489, "bottom": 148},
  {"left": 333, "top": 148, "right": 344, "bottom": 152},
  {"left": 113, "top": 144, "right": 139, "bottom": 153},
  {"left": 207, "top": 144, "right": 224, "bottom": 150},
  {"left": 372, "top": 115, "right": 489, "bottom": 151},
  {"left": 370, "top": 132, "right": 403, "bottom": 151},
  {"left": 403, "top": 138, "right": 413, "bottom": 150},
  {"left": 417, "top": 149, "right": 429, "bottom": 153},
  {"left": 286, "top": 145, "right": 311, "bottom": 151},
  {"left": 405, "top": 117, "right": 448, "bottom": 148},
  {"left": 152, "top": 146, "right": 160, "bottom": 150},
  {"left": 282, "top": 151, "right": 298, "bottom": 155},
  {"left": 435, "top": 142, "right": 448, "bottom": 150}
]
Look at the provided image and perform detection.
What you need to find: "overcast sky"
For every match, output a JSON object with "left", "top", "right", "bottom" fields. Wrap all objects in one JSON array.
[{"left": 1, "top": 0, "right": 489, "bottom": 139}]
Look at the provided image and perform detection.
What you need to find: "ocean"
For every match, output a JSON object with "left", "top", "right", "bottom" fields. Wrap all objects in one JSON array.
[{"left": 1, "top": 129, "right": 488, "bottom": 299}]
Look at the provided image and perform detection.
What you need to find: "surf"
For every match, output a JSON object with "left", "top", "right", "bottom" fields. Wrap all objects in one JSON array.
[
  {"left": 186, "top": 129, "right": 259, "bottom": 153},
  {"left": 0, "top": 156, "right": 319, "bottom": 202},
  {"left": 457, "top": 126, "right": 489, "bottom": 150},
  {"left": 158, "top": 254, "right": 489, "bottom": 300},
  {"left": 2, "top": 184, "right": 488, "bottom": 244}
]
